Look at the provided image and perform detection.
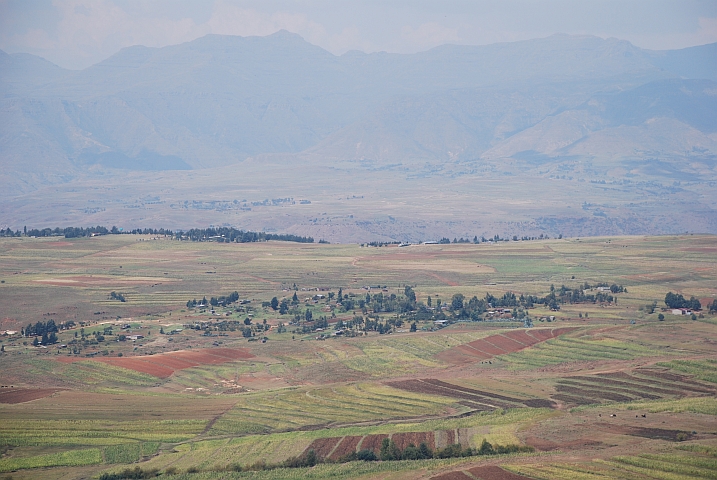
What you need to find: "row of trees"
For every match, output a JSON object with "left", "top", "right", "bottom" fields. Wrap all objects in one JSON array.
[
  {"left": 187, "top": 291, "right": 240, "bottom": 308},
  {"left": 176, "top": 227, "right": 313, "bottom": 243},
  {"left": 1, "top": 225, "right": 314, "bottom": 243},
  {"left": 8, "top": 226, "right": 173, "bottom": 238},
  {"left": 229, "top": 439, "right": 532, "bottom": 473}
]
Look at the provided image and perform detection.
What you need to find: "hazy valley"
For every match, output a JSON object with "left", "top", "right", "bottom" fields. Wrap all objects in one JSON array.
[{"left": 1, "top": 32, "right": 716, "bottom": 241}]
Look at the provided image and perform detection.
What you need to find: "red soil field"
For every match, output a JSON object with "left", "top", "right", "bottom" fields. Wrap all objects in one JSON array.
[
  {"left": 456, "top": 344, "right": 491, "bottom": 359},
  {"left": 304, "top": 437, "right": 341, "bottom": 459},
  {"left": 489, "top": 334, "right": 527, "bottom": 351},
  {"left": 391, "top": 431, "right": 435, "bottom": 450},
  {"left": 465, "top": 340, "right": 507, "bottom": 356},
  {"left": 328, "top": 436, "right": 363, "bottom": 460},
  {"left": 436, "top": 327, "right": 577, "bottom": 365},
  {"left": 502, "top": 330, "right": 540, "bottom": 346},
  {"left": 526, "top": 329, "right": 554, "bottom": 341},
  {"left": 357, "top": 434, "right": 388, "bottom": 454},
  {"left": 0, "top": 388, "right": 64, "bottom": 404},
  {"left": 56, "top": 347, "right": 254, "bottom": 378},
  {"left": 303, "top": 430, "right": 457, "bottom": 459},
  {"left": 102, "top": 357, "right": 175, "bottom": 377},
  {"left": 468, "top": 465, "right": 533, "bottom": 479},
  {"left": 138, "top": 356, "right": 200, "bottom": 370}
]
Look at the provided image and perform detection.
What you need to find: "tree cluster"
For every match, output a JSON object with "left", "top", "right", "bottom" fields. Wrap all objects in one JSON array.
[
  {"left": 665, "top": 292, "right": 701, "bottom": 310},
  {"left": 23, "top": 320, "right": 58, "bottom": 338},
  {"left": 186, "top": 292, "right": 240, "bottom": 308},
  {"left": 19, "top": 226, "right": 172, "bottom": 238},
  {"left": 110, "top": 292, "right": 126, "bottom": 302}
]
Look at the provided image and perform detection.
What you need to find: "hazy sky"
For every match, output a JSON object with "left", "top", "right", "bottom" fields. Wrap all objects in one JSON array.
[{"left": 1, "top": 0, "right": 716, "bottom": 70}]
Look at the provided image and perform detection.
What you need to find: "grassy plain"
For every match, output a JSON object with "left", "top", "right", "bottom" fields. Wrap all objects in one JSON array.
[{"left": 0, "top": 234, "right": 716, "bottom": 479}]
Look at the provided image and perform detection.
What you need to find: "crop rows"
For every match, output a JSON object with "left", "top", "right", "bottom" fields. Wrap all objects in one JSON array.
[
  {"left": 57, "top": 360, "right": 159, "bottom": 386},
  {"left": 508, "top": 449, "right": 717, "bottom": 480},
  {"left": 60, "top": 347, "right": 255, "bottom": 379},
  {"left": 210, "top": 383, "right": 453, "bottom": 435},
  {"left": 385, "top": 378, "right": 554, "bottom": 411},
  {"left": 498, "top": 336, "right": 660, "bottom": 369},
  {"left": 301, "top": 430, "right": 442, "bottom": 461},
  {"left": 0, "top": 419, "right": 205, "bottom": 447},
  {"left": 0, "top": 447, "right": 103, "bottom": 473},
  {"left": 658, "top": 359, "right": 717, "bottom": 384},
  {"left": 552, "top": 368, "right": 715, "bottom": 407}
]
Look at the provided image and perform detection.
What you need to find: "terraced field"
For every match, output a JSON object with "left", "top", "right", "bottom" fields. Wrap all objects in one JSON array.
[
  {"left": 210, "top": 383, "right": 455, "bottom": 435},
  {"left": 435, "top": 327, "right": 577, "bottom": 364},
  {"left": 302, "top": 430, "right": 447, "bottom": 460},
  {"left": 508, "top": 448, "right": 717, "bottom": 480},
  {"left": 552, "top": 367, "right": 716, "bottom": 407},
  {"left": 498, "top": 336, "right": 662, "bottom": 369},
  {"left": 386, "top": 378, "right": 555, "bottom": 412},
  {"left": 2, "top": 235, "right": 717, "bottom": 479}
]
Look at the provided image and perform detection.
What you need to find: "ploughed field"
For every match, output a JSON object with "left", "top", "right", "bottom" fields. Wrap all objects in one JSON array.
[
  {"left": 1, "top": 234, "right": 717, "bottom": 479},
  {"left": 56, "top": 347, "right": 254, "bottom": 378}
]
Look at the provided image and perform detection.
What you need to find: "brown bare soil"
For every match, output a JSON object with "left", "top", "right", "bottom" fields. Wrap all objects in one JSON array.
[
  {"left": 569, "top": 375, "right": 692, "bottom": 396},
  {"left": 304, "top": 437, "right": 341, "bottom": 459},
  {"left": 601, "top": 371, "right": 714, "bottom": 394},
  {"left": 385, "top": 379, "right": 508, "bottom": 409},
  {"left": 555, "top": 384, "right": 633, "bottom": 402},
  {"left": 468, "top": 465, "right": 533, "bottom": 480},
  {"left": 595, "top": 423, "right": 695, "bottom": 441},
  {"left": 551, "top": 394, "right": 595, "bottom": 405},
  {"left": 102, "top": 357, "right": 176, "bottom": 378},
  {"left": 391, "top": 431, "right": 436, "bottom": 450},
  {"left": 328, "top": 436, "right": 363, "bottom": 460},
  {"left": 56, "top": 347, "right": 254, "bottom": 378},
  {"left": 0, "top": 387, "right": 64, "bottom": 403},
  {"left": 558, "top": 380, "right": 661, "bottom": 400},
  {"left": 634, "top": 368, "right": 707, "bottom": 386},
  {"left": 386, "top": 379, "right": 555, "bottom": 411},
  {"left": 502, "top": 330, "right": 537, "bottom": 346},
  {"left": 357, "top": 433, "right": 388, "bottom": 454},
  {"left": 423, "top": 379, "right": 525, "bottom": 404}
]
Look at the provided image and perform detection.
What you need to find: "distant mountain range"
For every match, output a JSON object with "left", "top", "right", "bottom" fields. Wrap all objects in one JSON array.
[{"left": 1, "top": 32, "right": 716, "bottom": 239}]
